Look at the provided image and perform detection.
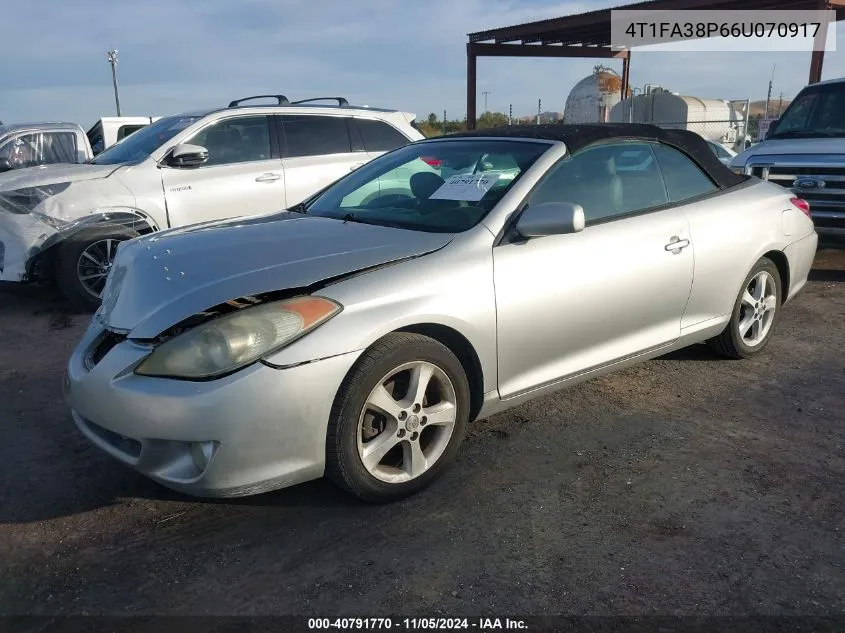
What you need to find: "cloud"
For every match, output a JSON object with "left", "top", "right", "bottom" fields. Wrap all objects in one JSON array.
[{"left": 1, "top": 0, "right": 842, "bottom": 126}]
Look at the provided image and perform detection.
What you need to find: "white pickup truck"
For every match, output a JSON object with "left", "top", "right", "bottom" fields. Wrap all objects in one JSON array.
[
  {"left": 0, "top": 122, "right": 93, "bottom": 173},
  {"left": 0, "top": 117, "right": 159, "bottom": 174},
  {"left": 86, "top": 117, "right": 160, "bottom": 156},
  {"left": 730, "top": 77, "right": 845, "bottom": 244}
]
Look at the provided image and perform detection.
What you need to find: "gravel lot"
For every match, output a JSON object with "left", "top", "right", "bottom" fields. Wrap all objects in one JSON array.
[{"left": 1, "top": 249, "right": 843, "bottom": 618}]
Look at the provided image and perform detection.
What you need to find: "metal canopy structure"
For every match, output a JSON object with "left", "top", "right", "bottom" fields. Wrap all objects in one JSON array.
[{"left": 466, "top": 0, "right": 845, "bottom": 129}]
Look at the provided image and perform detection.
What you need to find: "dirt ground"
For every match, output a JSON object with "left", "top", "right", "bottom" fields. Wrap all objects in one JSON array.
[{"left": 0, "top": 250, "right": 843, "bottom": 618}]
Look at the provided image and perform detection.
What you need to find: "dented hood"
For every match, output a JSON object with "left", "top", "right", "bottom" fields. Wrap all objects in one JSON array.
[
  {"left": 0, "top": 162, "right": 121, "bottom": 191},
  {"left": 97, "top": 213, "right": 454, "bottom": 338}
]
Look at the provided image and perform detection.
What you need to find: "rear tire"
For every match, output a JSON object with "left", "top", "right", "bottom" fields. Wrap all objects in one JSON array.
[
  {"left": 54, "top": 225, "right": 139, "bottom": 311},
  {"left": 326, "top": 333, "right": 471, "bottom": 503},
  {"left": 707, "top": 257, "right": 782, "bottom": 359}
]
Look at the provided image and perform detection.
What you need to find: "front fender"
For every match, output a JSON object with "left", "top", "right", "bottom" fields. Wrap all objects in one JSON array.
[{"left": 262, "top": 232, "right": 499, "bottom": 393}]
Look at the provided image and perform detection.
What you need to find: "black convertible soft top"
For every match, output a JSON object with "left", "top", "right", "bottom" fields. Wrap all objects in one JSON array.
[{"left": 446, "top": 123, "right": 747, "bottom": 190}]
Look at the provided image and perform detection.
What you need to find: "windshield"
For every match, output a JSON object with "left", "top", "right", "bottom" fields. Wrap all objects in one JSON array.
[
  {"left": 91, "top": 115, "right": 202, "bottom": 165},
  {"left": 769, "top": 83, "right": 845, "bottom": 139},
  {"left": 305, "top": 139, "right": 550, "bottom": 233}
]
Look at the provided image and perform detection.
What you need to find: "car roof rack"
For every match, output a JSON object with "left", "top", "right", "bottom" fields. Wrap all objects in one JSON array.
[
  {"left": 228, "top": 94, "right": 290, "bottom": 107},
  {"left": 291, "top": 97, "right": 349, "bottom": 107}
]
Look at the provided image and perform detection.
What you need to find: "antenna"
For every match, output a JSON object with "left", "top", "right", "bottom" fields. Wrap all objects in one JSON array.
[{"left": 764, "top": 63, "right": 776, "bottom": 119}]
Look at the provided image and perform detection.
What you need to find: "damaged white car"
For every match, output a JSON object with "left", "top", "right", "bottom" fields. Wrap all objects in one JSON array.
[{"left": 0, "top": 96, "right": 422, "bottom": 308}]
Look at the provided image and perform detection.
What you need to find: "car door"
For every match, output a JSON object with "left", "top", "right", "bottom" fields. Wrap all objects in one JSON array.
[
  {"left": 279, "top": 115, "right": 365, "bottom": 207},
  {"left": 493, "top": 142, "right": 696, "bottom": 399},
  {"left": 160, "top": 114, "right": 284, "bottom": 227}
]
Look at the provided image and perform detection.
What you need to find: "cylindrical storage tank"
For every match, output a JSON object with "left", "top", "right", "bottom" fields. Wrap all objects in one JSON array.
[
  {"left": 563, "top": 65, "right": 628, "bottom": 124},
  {"left": 610, "top": 94, "right": 734, "bottom": 142}
]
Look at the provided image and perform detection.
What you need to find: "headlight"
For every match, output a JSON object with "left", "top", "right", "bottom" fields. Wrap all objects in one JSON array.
[
  {"left": 0, "top": 182, "right": 71, "bottom": 214},
  {"left": 135, "top": 296, "right": 342, "bottom": 379}
]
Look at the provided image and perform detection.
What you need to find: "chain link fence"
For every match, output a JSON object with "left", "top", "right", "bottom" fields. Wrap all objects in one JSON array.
[{"left": 649, "top": 120, "right": 751, "bottom": 153}]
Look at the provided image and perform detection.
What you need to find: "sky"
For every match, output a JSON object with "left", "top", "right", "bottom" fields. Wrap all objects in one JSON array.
[{"left": 1, "top": 0, "right": 843, "bottom": 126}]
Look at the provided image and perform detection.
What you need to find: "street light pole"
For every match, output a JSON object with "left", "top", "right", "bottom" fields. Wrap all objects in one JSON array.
[
  {"left": 107, "top": 49, "right": 122, "bottom": 116},
  {"left": 481, "top": 90, "right": 490, "bottom": 113}
]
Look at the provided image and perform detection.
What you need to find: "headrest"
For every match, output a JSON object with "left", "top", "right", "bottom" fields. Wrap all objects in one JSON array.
[{"left": 580, "top": 150, "right": 617, "bottom": 178}]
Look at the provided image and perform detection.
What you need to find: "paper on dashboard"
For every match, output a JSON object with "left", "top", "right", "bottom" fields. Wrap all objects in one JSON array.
[{"left": 428, "top": 174, "right": 500, "bottom": 202}]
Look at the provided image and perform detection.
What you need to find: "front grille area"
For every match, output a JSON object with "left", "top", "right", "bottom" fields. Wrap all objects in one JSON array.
[
  {"left": 754, "top": 163, "right": 845, "bottom": 235},
  {"left": 88, "top": 330, "right": 127, "bottom": 368}
]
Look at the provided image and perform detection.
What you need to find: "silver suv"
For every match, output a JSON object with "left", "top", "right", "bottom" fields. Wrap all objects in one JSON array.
[
  {"left": 730, "top": 77, "right": 845, "bottom": 245},
  {"left": 0, "top": 95, "right": 423, "bottom": 308}
]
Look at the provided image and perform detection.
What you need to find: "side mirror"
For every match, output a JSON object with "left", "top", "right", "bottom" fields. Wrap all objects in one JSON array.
[
  {"left": 167, "top": 143, "right": 209, "bottom": 168},
  {"left": 0, "top": 158, "right": 13, "bottom": 173},
  {"left": 516, "top": 201, "right": 586, "bottom": 238}
]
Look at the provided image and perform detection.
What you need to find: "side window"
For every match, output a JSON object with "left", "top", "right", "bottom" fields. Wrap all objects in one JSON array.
[
  {"left": 282, "top": 116, "right": 352, "bottom": 158},
  {"left": 89, "top": 133, "right": 105, "bottom": 155},
  {"left": 356, "top": 119, "right": 410, "bottom": 152},
  {"left": 117, "top": 125, "right": 146, "bottom": 142},
  {"left": 41, "top": 132, "right": 78, "bottom": 164},
  {"left": 528, "top": 143, "right": 669, "bottom": 223},
  {"left": 0, "top": 134, "right": 40, "bottom": 168},
  {"left": 652, "top": 144, "right": 718, "bottom": 203},
  {"left": 189, "top": 115, "right": 272, "bottom": 166}
]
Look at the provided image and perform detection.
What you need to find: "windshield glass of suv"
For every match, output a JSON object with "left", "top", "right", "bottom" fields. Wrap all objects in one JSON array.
[
  {"left": 305, "top": 139, "right": 549, "bottom": 233},
  {"left": 769, "top": 83, "right": 845, "bottom": 139},
  {"left": 91, "top": 115, "right": 202, "bottom": 165}
]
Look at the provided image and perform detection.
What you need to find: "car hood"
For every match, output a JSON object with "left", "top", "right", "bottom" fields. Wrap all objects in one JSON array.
[
  {"left": 97, "top": 213, "right": 454, "bottom": 338},
  {"left": 0, "top": 163, "right": 121, "bottom": 191},
  {"left": 732, "top": 137, "right": 845, "bottom": 165}
]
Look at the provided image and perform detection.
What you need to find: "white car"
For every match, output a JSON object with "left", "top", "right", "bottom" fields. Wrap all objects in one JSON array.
[
  {"left": 705, "top": 139, "right": 737, "bottom": 166},
  {"left": 0, "top": 95, "right": 423, "bottom": 307}
]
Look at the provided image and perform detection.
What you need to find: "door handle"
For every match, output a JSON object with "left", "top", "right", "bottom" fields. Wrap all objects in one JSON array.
[
  {"left": 349, "top": 163, "right": 365, "bottom": 172},
  {"left": 255, "top": 173, "right": 282, "bottom": 183},
  {"left": 665, "top": 236, "right": 690, "bottom": 254}
]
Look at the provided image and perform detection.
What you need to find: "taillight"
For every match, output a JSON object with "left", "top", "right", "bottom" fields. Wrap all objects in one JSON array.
[
  {"left": 790, "top": 197, "right": 812, "bottom": 219},
  {"left": 420, "top": 156, "right": 442, "bottom": 169}
]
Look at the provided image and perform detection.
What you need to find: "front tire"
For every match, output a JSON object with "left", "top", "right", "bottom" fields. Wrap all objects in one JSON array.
[
  {"left": 54, "top": 225, "right": 139, "bottom": 311},
  {"left": 326, "top": 333, "right": 471, "bottom": 503},
  {"left": 707, "top": 257, "right": 782, "bottom": 359}
]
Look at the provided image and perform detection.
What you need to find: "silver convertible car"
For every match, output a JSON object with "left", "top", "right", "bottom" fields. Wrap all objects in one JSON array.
[{"left": 65, "top": 124, "right": 818, "bottom": 502}]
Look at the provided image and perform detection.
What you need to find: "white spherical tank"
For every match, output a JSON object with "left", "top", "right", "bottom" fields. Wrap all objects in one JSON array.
[{"left": 563, "top": 65, "right": 628, "bottom": 125}]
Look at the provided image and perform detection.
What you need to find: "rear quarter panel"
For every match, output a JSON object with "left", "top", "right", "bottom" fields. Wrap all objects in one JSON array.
[{"left": 680, "top": 179, "right": 810, "bottom": 332}]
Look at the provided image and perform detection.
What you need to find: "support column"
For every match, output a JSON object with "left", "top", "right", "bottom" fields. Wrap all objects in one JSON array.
[
  {"left": 467, "top": 44, "right": 477, "bottom": 130},
  {"left": 621, "top": 50, "right": 631, "bottom": 100},
  {"left": 809, "top": 1, "right": 831, "bottom": 84}
]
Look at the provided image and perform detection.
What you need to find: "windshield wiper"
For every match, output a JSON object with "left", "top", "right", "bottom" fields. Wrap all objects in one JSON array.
[
  {"left": 287, "top": 201, "right": 308, "bottom": 214},
  {"left": 338, "top": 212, "right": 408, "bottom": 230}
]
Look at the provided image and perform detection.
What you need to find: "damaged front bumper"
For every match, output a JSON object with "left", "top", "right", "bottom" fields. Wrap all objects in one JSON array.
[
  {"left": 0, "top": 211, "right": 57, "bottom": 282},
  {"left": 0, "top": 185, "right": 156, "bottom": 283}
]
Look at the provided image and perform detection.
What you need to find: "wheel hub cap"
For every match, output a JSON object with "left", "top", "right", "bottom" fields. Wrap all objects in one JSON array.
[
  {"left": 356, "top": 360, "right": 458, "bottom": 484},
  {"left": 739, "top": 270, "right": 777, "bottom": 347}
]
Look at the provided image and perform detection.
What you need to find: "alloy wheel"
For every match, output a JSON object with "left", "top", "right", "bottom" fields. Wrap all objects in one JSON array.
[
  {"left": 738, "top": 270, "right": 778, "bottom": 347},
  {"left": 357, "top": 361, "right": 457, "bottom": 484},
  {"left": 76, "top": 239, "right": 120, "bottom": 298}
]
